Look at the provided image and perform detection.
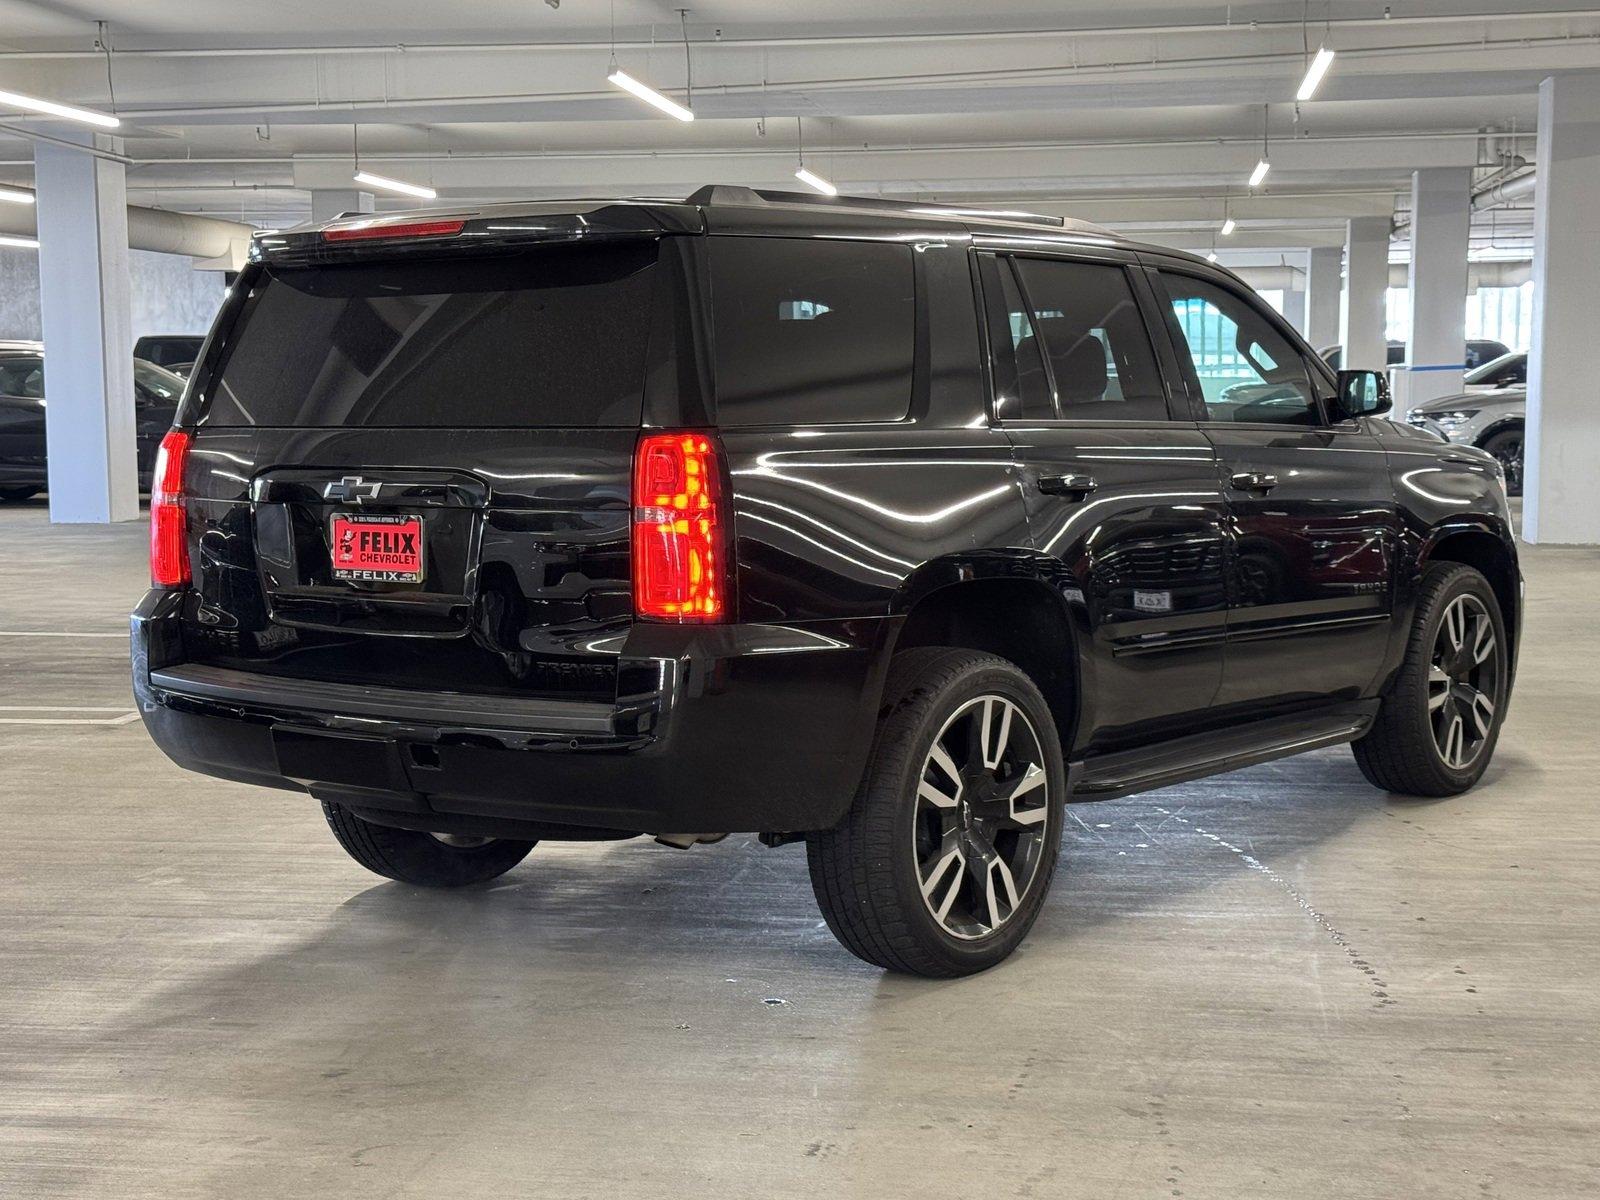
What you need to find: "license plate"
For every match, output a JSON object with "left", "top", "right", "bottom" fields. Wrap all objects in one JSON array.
[{"left": 330, "top": 513, "right": 424, "bottom": 583}]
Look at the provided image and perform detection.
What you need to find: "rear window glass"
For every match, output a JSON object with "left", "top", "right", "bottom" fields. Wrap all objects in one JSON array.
[
  {"left": 709, "top": 237, "right": 914, "bottom": 425},
  {"left": 201, "top": 242, "right": 658, "bottom": 427}
]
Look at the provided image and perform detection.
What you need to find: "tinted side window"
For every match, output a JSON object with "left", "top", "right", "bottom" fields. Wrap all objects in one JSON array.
[
  {"left": 1011, "top": 257, "right": 1169, "bottom": 422},
  {"left": 0, "top": 357, "right": 45, "bottom": 399},
  {"left": 709, "top": 237, "right": 914, "bottom": 425},
  {"left": 977, "top": 254, "right": 1053, "bottom": 420},
  {"left": 1159, "top": 273, "right": 1319, "bottom": 426}
]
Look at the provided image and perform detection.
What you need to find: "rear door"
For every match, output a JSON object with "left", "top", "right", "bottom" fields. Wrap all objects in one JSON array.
[
  {"left": 978, "top": 248, "right": 1229, "bottom": 754},
  {"left": 178, "top": 237, "right": 673, "bottom": 701},
  {"left": 1146, "top": 262, "right": 1397, "bottom": 711}
]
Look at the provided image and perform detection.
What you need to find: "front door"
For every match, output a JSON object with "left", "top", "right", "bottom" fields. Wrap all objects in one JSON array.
[
  {"left": 1148, "top": 265, "right": 1397, "bottom": 712},
  {"left": 977, "top": 249, "right": 1229, "bottom": 755}
]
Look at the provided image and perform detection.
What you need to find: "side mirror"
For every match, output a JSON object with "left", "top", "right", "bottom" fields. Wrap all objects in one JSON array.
[{"left": 1335, "top": 369, "right": 1391, "bottom": 419}]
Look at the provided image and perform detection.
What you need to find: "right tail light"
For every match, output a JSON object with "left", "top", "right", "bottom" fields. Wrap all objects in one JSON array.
[{"left": 631, "top": 431, "right": 728, "bottom": 622}]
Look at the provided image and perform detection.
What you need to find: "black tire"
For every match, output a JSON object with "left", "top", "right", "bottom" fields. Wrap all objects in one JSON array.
[
  {"left": 1352, "top": 563, "right": 1508, "bottom": 797},
  {"left": 0, "top": 486, "right": 39, "bottom": 502},
  {"left": 807, "top": 647, "right": 1066, "bottom": 977},
  {"left": 1480, "top": 428, "right": 1523, "bottom": 497},
  {"left": 321, "top": 801, "right": 536, "bottom": 887}
]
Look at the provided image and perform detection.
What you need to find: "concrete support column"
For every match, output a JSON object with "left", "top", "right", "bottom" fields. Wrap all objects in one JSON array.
[
  {"left": 1525, "top": 71, "right": 1600, "bottom": 545},
  {"left": 1280, "top": 282, "right": 1307, "bottom": 334},
  {"left": 1343, "top": 216, "right": 1390, "bottom": 373},
  {"left": 309, "top": 189, "right": 374, "bottom": 224},
  {"left": 1306, "top": 245, "right": 1343, "bottom": 351},
  {"left": 1403, "top": 167, "right": 1472, "bottom": 415},
  {"left": 35, "top": 130, "right": 137, "bottom": 524}
]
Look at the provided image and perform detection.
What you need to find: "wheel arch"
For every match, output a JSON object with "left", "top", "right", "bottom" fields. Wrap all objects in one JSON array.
[
  {"left": 1473, "top": 416, "right": 1524, "bottom": 448},
  {"left": 1420, "top": 521, "right": 1520, "bottom": 668},
  {"left": 887, "top": 556, "right": 1082, "bottom": 754}
]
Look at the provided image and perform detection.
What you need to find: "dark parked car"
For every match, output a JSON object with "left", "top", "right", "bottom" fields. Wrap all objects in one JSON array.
[
  {"left": 0, "top": 343, "right": 185, "bottom": 500},
  {"left": 1320, "top": 338, "right": 1510, "bottom": 372},
  {"left": 133, "top": 334, "right": 205, "bottom": 373},
  {"left": 132, "top": 191, "right": 1520, "bottom": 976}
]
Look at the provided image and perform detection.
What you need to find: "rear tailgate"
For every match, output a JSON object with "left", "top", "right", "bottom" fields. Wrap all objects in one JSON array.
[{"left": 176, "top": 230, "right": 676, "bottom": 704}]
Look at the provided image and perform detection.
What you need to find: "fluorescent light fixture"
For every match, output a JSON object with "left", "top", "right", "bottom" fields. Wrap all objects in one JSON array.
[
  {"left": 1206, "top": 251, "right": 1219, "bottom": 263},
  {"left": 0, "top": 87, "right": 119, "bottom": 129},
  {"left": 794, "top": 167, "right": 837, "bottom": 196},
  {"left": 0, "top": 185, "right": 34, "bottom": 205},
  {"left": 607, "top": 69, "right": 694, "bottom": 122},
  {"left": 0, "top": 234, "right": 40, "bottom": 249},
  {"left": 1248, "top": 159, "right": 1270, "bottom": 188},
  {"left": 1220, "top": 217, "right": 1236, "bottom": 236},
  {"left": 1296, "top": 46, "right": 1337, "bottom": 102},
  {"left": 353, "top": 171, "right": 437, "bottom": 200}
]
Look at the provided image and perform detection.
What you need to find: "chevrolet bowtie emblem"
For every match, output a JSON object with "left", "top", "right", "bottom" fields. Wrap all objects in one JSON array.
[{"left": 323, "top": 475, "right": 384, "bottom": 504}]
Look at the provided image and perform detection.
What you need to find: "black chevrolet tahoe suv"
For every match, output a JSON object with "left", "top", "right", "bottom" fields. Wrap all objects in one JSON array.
[{"left": 133, "top": 187, "right": 1520, "bottom": 976}]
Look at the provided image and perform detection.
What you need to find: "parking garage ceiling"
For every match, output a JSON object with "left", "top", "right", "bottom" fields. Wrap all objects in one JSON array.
[{"left": 0, "top": 1, "right": 1594, "bottom": 251}]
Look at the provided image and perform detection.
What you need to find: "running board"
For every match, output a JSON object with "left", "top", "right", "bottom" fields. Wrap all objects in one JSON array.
[{"left": 1067, "top": 700, "right": 1379, "bottom": 803}]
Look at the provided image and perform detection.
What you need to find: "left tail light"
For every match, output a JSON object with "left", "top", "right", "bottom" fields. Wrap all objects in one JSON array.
[{"left": 149, "top": 429, "right": 192, "bottom": 587}]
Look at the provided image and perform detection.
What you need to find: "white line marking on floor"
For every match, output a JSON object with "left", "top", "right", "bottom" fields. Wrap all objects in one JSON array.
[
  {"left": 0, "top": 631, "right": 126, "bottom": 638},
  {"left": 0, "top": 705, "right": 135, "bottom": 712},
  {"left": 0, "top": 711, "right": 139, "bottom": 725}
]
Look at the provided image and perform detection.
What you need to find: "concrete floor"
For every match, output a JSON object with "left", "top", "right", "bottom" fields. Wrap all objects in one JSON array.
[{"left": 2, "top": 496, "right": 1598, "bottom": 1200}]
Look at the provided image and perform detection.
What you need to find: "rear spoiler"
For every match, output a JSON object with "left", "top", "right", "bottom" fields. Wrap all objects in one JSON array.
[{"left": 250, "top": 203, "right": 703, "bottom": 267}]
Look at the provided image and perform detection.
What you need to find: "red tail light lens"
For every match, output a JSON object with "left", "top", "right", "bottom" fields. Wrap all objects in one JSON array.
[
  {"left": 149, "top": 429, "right": 192, "bottom": 587},
  {"left": 632, "top": 431, "right": 727, "bottom": 621}
]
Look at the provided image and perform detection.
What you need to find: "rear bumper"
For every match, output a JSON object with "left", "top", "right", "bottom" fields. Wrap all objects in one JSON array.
[{"left": 133, "top": 589, "right": 891, "bottom": 835}]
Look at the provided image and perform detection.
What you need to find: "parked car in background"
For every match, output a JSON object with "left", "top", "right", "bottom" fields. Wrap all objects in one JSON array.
[
  {"left": 1462, "top": 351, "right": 1526, "bottom": 391},
  {"left": 0, "top": 342, "right": 185, "bottom": 500},
  {"left": 1409, "top": 351, "right": 1528, "bottom": 495},
  {"left": 132, "top": 192, "right": 1521, "bottom": 977},
  {"left": 1320, "top": 339, "right": 1512, "bottom": 372},
  {"left": 133, "top": 334, "right": 205, "bottom": 373}
]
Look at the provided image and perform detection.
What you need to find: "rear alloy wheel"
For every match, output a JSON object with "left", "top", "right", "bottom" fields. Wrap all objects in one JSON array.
[
  {"left": 914, "top": 694, "right": 1053, "bottom": 940},
  {"left": 1353, "top": 563, "right": 1508, "bottom": 796},
  {"left": 1481, "top": 428, "right": 1523, "bottom": 497},
  {"left": 807, "top": 648, "right": 1065, "bottom": 977},
  {"left": 322, "top": 801, "right": 536, "bottom": 886}
]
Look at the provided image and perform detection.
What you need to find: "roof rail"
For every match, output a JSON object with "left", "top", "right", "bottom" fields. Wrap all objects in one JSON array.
[{"left": 681, "top": 184, "right": 1105, "bottom": 233}]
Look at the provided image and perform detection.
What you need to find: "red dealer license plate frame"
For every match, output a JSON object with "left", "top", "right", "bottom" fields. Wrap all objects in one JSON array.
[{"left": 329, "top": 513, "right": 425, "bottom": 584}]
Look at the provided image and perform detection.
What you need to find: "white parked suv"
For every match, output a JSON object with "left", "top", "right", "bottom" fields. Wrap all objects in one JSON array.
[{"left": 1408, "top": 352, "right": 1527, "bottom": 496}]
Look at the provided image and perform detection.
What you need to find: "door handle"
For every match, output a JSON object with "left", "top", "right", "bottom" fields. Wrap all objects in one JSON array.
[
  {"left": 1036, "top": 473, "right": 1099, "bottom": 498},
  {"left": 1230, "top": 471, "right": 1280, "bottom": 493}
]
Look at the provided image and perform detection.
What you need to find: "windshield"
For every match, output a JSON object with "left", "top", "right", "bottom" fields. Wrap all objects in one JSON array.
[
  {"left": 200, "top": 242, "right": 659, "bottom": 428},
  {"left": 134, "top": 359, "right": 186, "bottom": 402},
  {"left": 1463, "top": 351, "right": 1526, "bottom": 386}
]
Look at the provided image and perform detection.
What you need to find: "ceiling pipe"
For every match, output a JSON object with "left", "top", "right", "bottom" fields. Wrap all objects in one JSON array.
[
  {"left": 1471, "top": 170, "right": 1537, "bottom": 212},
  {"left": 0, "top": 200, "right": 254, "bottom": 267},
  {"left": 1392, "top": 169, "right": 1536, "bottom": 234}
]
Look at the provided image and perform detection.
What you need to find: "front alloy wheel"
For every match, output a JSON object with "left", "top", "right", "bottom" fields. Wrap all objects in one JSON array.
[
  {"left": 1428, "top": 594, "right": 1501, "bottom": 771},
  {"left": 1353, "top": 562, "right": 1508, "bottom": 796}
]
